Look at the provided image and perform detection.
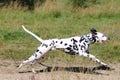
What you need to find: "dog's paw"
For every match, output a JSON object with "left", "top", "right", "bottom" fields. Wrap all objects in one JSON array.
[
  {"left": 101, "top": 65, "right": 115, "bottom": 70},
  {"left": 101, "top": 65, "right": 110, "bottom": 70}
]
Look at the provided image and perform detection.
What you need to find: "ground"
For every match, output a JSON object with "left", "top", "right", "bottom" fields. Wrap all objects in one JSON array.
[{"left": 0, "top": 60, "right": 120, "bottom": 80}]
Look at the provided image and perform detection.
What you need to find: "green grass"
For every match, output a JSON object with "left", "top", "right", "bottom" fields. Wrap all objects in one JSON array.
[{"left": 0, "top": 0, "right": 120, "bottom": 64}]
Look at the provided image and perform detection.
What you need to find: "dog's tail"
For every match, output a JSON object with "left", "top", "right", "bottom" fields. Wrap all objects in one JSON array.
[{"left": 22, "top": 25, "right": 43, "bottom": 43}]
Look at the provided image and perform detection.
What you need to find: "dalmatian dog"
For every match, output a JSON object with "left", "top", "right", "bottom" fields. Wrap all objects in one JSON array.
[{"left": 18, "top": 25, "right": 110, "bottom": 73}]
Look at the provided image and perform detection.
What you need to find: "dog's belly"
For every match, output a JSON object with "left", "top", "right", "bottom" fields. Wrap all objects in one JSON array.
[
  {"left": 56, "top": 47, "right": 79, "bottom": 55},
  {"left": 55, "top": 43, "right": 79, "bottom": 55},
  {"left": 64, "top": 48, "right": 79, "bottom": 55}
]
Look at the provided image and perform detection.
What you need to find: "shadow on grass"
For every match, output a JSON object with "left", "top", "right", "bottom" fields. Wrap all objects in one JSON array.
[{"left": 19, "top": 63, "right": 114, "bottom": 75}]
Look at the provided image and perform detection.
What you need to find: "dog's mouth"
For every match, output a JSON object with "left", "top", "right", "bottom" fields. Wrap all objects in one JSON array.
[
  {"left": 100, "top": 40, "right": 109, "bottom": 44},
  {"left": 101, "top": 40, "right": 106, "bottom": 44}
]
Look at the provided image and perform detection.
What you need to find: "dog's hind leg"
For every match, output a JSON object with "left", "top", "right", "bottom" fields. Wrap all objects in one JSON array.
[
  {"left": 18, "top": 49, "right": 49, "bottom": 72},
  {"left": 18, "top": 54, "right": 38, "bottom": 69},
  {"left": 18, "top": 40, "right": 54, "bottom": 73},
  {"left": 31, "top": 60, "right": 38, "bottom": 73},
  {"left": 18, "top": 52, "right": 45, "bottom": 73}
]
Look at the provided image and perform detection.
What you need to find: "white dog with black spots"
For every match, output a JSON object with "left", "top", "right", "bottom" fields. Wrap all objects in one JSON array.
[{"left": 18, "top": 25, "right": 110, "bottom": 73}]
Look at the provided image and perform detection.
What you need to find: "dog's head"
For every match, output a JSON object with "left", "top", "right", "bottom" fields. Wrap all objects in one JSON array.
[{"left": 90, "top": 28, "right": 110, "bottom": 44}]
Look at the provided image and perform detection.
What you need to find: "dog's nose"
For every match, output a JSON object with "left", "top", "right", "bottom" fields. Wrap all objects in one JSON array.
[{"left": 108, "top": 38, "right": 110, "bottom": 40}]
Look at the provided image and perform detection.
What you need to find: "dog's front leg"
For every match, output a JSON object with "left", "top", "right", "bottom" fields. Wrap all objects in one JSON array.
[
  {"left": 79, "top": 51, "right": 107, "bottom": 66},
  {"left": 88, "top": 54, "right": 107, "bottom": 66}
]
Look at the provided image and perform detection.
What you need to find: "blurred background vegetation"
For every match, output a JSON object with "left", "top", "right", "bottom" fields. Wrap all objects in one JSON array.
[{"left": 0, "top": 0, "right": 98, "bottom": 10}]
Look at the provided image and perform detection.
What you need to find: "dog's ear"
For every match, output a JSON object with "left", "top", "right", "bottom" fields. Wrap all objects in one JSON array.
[{"left": 90, "top": 28, "right": 97, "bottom": 35}]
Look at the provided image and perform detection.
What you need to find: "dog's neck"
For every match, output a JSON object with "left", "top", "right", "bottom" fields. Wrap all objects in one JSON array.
[{"left": 83, "top": 33, "right": 96, "bottom": 44}]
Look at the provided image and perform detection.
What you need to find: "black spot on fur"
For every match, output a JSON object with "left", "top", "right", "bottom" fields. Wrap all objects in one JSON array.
[
  {"left": 60, "top": 41, "right": 63, "bottom": 44},
  {"left": 96, "top": 60, "right": 100, "bottom": 63},
  {"left": 34, "top": 54, "right": 37, "bottom": 57},
  {"left": 79, "top": 36, "right": 85, "bottom": 43},
  {"left": 39, "top": 51, "right": 42, "bottom": 54},
  {"left": 83, "top": 42, "right": 86, "bottom": 46},
  {"left": 72, "top": 38, "right": 78, "bottom": 43},
  {"left": 49, "top": 42, "right": 54, "bottom": 46},
  {"left": 42, "top": 43, "right": 48, "bottom": 48},
  {"left": 81, "top": 45, "right": 85, "bottom": 50},
  {"left": 36, "top": 50, "right": 39, "bottom": 52},
  {"left": 69, "top": 45, "right": 72, "bottom": 47},
  {"left": 73, "top": 44, "right": 78, "bottom": 50},
  {"left": 87, "top": 54, "right": 89, "bottom": 57},
  {"left": 50, "top": 41, "right": 55, "bottom": 46},
  {"left": 66, "top": 47, "right": 71, "bottom": 50},
  {"left": 64, "top": 43, "right": 67, "bottom": 46},
  {"left": 49, "top": 44, "right": 52, "bottom": 46}
]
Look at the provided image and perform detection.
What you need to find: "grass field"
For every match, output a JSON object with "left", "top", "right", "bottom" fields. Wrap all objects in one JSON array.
[{"left": 0, "top": 0, "right": 120, "bottom": 64}]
